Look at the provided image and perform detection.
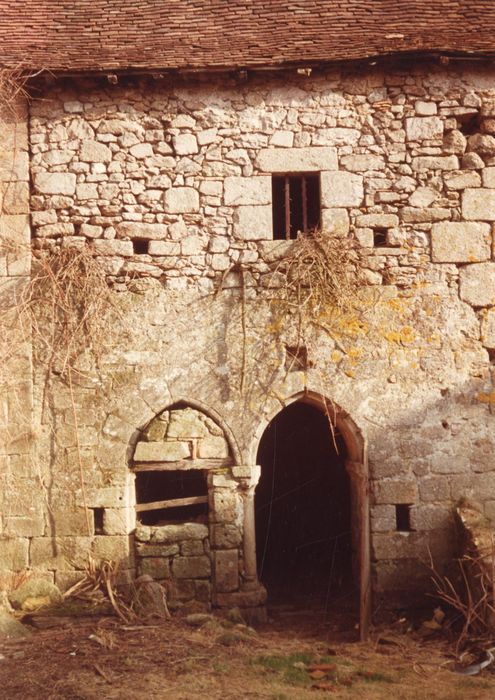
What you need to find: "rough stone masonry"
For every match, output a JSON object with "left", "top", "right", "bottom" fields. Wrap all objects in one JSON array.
[{"left": 2, "top": 60, "right": 495, "bottom": 614}]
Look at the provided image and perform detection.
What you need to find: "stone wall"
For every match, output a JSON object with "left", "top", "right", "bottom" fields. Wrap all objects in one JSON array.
[
  {"left": 3, "top": 62, "right": 495, "bottom": 608},
  {"left": 0, "top": 95, "right": 36, "bottom": 589}
]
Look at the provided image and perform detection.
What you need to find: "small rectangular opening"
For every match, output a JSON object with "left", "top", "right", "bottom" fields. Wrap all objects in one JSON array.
[
  {"left": 458, "top": 112, "right": 481, "bottom": 136},
  {"left": 395, "top": 504, "right": 412, "bottom": 532},
  {"left": 272, "top": 173, "right": 320, "bottom": 240},
  {"left": 136, "top": 469, "right": 208, "bottom": 526},
  {"left": 132, "top": 239, "right": 149, "bottom": 254},
  {"left": 373, "top": 228, "right": 388, "bottom": 247},
  {"left": 285, "top": 345, "right": 309, "bottom": 371},
  {"left": 93, "top": 507, "right": 105, "bottom": 535}
]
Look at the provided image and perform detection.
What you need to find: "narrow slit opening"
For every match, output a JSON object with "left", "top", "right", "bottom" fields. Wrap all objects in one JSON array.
[
  {"left": 395, "top": 504, "right": 412, "bottom": 532},
  {"left": 93, "top": 507, "right": 105, "bottom": 535}
]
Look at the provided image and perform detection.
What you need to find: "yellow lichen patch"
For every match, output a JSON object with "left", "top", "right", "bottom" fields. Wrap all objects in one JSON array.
[
  {"left": 334, "top": 315, "right": 369, "bottom": 337},
  {"left": 265, "top": 318, "right": 284, "bottom": 334},
  {"left": 477, "top": 391, "right": 495, "bottom": 404},
  {"left": 382, "top": 325, "right": 416, "bottom": 346},
  {"left": 347, "top": 347, "right": 363, "bottom": 363},
  {"left": 385, "top": 297, "right": 409, "bottom": 312}
]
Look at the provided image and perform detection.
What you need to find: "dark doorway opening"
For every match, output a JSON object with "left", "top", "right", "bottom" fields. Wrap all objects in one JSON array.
[{"left": 255, "top": 401, "right": 353, "bottom": 608}]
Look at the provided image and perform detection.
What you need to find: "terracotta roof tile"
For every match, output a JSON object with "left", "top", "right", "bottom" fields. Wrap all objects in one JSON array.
[{"left": 0, "top": 1, "right": 494, "bottom": 73}]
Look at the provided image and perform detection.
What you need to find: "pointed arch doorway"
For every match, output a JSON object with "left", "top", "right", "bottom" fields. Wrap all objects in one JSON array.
[{"left": 254, "top": 393, "right": 370, "bottom": 639}]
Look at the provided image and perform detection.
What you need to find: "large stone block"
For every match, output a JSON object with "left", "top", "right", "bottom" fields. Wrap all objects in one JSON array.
[
  {"left": 52, "top": 509, "right": 92, "bottom": 537},
  {"left": 172, "top": 134, "right": 199, "bottom": 155},
  {"left": 3, "top": 515, "right": 44, "bottom": 537},
  {"left": 418, "top": 476, "right": 450, "bottom": 502},
  {"left": 481, "top": 308, "right": 495, "bottom": 348},
  {"left": 233, "top": 205, "right": 272, "bottom": 240},
  {"left": 320, "top": 171, "right": 364, "bottom": 207},
  {"left": 0, "top": 181, "right": 29, "bottom": 214},
  {"left": 76, "top": 183, "right": 98, "bottom": 200},
  {"left": 148, "top": 241, "right": 180, "bottom": 255},
  {"left": 34, "top": 172, "right": 76, "bottom": 195},
  {"left": 197, "top": 435, "right": 229, "bottom": 459},
  {"left": 136, "top": 542, "right": 179, "bottom": 557},
  {"left": 213, "top": 550, "right": 239, "bottom": 592},
  {"left": 312, "top": 128, "right": 360, "bottom": 146},
  {"left": 211, "top": 490, "right": 241, "bottom": 523},
  {"left": 151, "top": 523, "right": 208, "bottom": 544},
  {"left": 355, "top": 214, "right": 399, "bottom": 228},
  {"left": 431, "top": 222, "right": 491, "bottom": 263},
  {"left": 0, "top": 214, "right": 30, "bottom": 246},
  {"left": 0, "top": 538, "right": 29, "bottom": 570},
  {"left": 80, "top": 140, "right": 112, "bottom": 163},
  {"left": 139, "top": 557, "right": 171, "bottom": 579},
  {"left": 372, "top": 532, "right": 427, "bottom": 560},
  {"left": 164, "top": 187, "right": 199, "bottom": 213},
  {"left": 459, "top": 262, "right": 495, "bottom": 306},
  {"left": 103, "top": 508, "right": 134, "bottom": 535},
  {"left": 373, "top": 478, "right": 418, "bottom": 505},
  {"left": 405, "top": 116, "right": 443, "bottom": 141},
  {"left": 340, "top": 154, "right": 385, "bottom": 172},
  {"left": 256, "top": 147, "right": 337, "bottom": 172},
  {"left": 468, "top": 133, "right": 495, "bottom": 156},
  {"left": 410, "top": 505, "right": 453, "bottom": 531},
  {"left": 411, "top": 156, "right": 459, "bottom": 171},
  {"left": 92, "top": 240, "right": 133, "bottom": 256},
  {"left": 462, "top": 189, "right": 495, "bottom": 221},
  {"left": 444, "top": 171, "right": 481, "bottom": 190},
  {"left": 482, "top": 168, "right": 495, "bottom": 188},
  {"left": 223, "top": 176, "right": 271, "bottom": 206},
  {"left": 0, "top": 149, "right": 29, "bottom": 182},
  {"left": 320, "top": 208, "right": 350, "bottom": 235},
  {"left": 167, "top": 408, "right": 208, "bottom": 438},
  {"left": 370, "top": 505, "right": 396, "bottom": 533},
  {"left": 116, "top": 222, "right": 168, "bottom": 240},
  {"left": 92, "top": 535, "right": 133, "bottom": 568},
  {"left": 211, "top": 524, "right": 242, "bottom": 548},
  {"left": 172, "top": 555, "right": 211, "bottom": 579},
  {"left": 180, "top": 540, "right": 205, "bottom": 556},
  {"left": 401, "top": 207, "right": 450, "bottom": 223},
  {"left": 133, "top": 440, "right": 190, "bottom": 461},
  {"left": 29, "top": 536, "right": 93, "bottom": 570}
]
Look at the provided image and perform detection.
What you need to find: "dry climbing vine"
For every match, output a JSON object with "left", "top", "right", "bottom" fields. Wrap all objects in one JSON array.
[
  {"left": 264, "top": 228, "right": 365, "bottom": 342},
  {"left": 28, "top": 245, "right": 118, "bottom": 377}
]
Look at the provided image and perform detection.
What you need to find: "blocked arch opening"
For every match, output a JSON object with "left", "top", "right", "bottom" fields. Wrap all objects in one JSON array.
[{"left": 131, "top": 399, "right": 239, "bottom": 526}]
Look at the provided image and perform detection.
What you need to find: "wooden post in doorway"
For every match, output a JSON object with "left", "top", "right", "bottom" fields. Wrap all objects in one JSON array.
[{"left": 346, "top": 453, "right": 371, "bottom": 641}]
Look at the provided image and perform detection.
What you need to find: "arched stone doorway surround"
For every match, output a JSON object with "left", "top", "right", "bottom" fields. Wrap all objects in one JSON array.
[
  {"left": 130, "top": 397, "right": 269, "bottom": 616},
  {"left": 248, "top": 390, "right": 371, "bottom": 640}
]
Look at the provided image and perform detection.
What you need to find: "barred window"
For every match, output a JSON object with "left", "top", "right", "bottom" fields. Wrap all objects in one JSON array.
[{"left": 272, "top": 173, "right": 321, "bottom": 240}]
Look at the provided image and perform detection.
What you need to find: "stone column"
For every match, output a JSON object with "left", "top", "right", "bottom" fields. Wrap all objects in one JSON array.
[{"left": 232, "top": 465, "right": 261, "bottom": 588}]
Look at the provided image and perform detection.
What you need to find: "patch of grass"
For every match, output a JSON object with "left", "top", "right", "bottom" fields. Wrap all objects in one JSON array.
[
  {"left": 355, "top": 670, "right": 395, "bottom": 683},
  {"left": 256, "top": 652, "right": 314, "bottom": 670},
  {"left": 255, "top": 652, "right": 314, "bottom": 686},
  {"left": 212, "top": 662, "right": 229, "bottom": 675}
]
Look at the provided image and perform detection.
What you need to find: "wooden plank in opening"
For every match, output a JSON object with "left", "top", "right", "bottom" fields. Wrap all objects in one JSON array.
[
  {"left": 135, "top": 495, "right": 208, "bottom": 513},
  {"left": 301, "top": 175, "right": 308, "bottom": 233},
  {"left": 284, "top": 175, "right": 291, "bottom": 240},
  {"left": 132, "top": 458, "right": 233, "bottom": 472}
]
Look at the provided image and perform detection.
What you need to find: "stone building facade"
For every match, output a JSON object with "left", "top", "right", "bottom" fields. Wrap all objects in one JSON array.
[{"left": 2, "top": 56, "right": 495, "bottom": 629}]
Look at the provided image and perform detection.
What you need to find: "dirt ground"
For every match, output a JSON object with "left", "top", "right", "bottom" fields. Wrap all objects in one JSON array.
[{"left": 1, "top": 603, "right": 495, "bottom": 700}]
